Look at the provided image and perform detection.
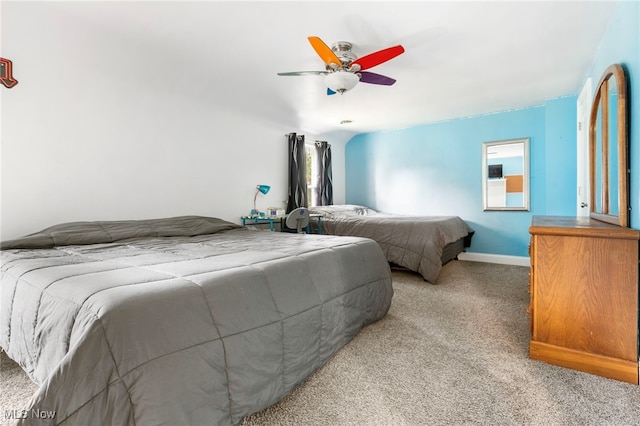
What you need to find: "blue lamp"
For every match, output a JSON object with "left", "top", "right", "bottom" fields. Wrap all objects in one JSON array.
[{"left": 252, "top": 184, "right": 270, "bottom": 215}]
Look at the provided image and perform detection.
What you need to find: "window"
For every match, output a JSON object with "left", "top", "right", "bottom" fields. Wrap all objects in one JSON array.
[{"left": 305, "top": 145, "right": 317, "bottom": 207}]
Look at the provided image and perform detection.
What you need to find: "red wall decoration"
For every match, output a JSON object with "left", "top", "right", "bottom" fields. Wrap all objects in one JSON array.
[{"left": 0, "top": 58, "right": 18, "bottom": 88}]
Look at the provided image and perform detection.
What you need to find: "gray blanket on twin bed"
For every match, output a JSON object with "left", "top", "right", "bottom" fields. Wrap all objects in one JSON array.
[
  {"left": 309, "top": 205, "right": 473, "bottom": 283},
  {"left": 0, "top": 216, "right": 393, "bottom": 425}
]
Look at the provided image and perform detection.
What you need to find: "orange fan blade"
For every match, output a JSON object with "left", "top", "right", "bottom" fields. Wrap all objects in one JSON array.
[
  {"left": 308, "top": 36, "right": 342, "bottom": 67},
  {"left": 352, "top": 45, "right": 405, "bottom": 71}
]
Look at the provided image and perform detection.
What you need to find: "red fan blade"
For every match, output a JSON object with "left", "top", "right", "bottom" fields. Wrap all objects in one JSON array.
[
  {"left": 308, "top": 36, "right": 342, "bottom": 67},
  {"left": 359, "top": 71, "right": 396, "bottom": 86},
  {"left": 352, "top": 45, "right": 405, "bottom": 70}
]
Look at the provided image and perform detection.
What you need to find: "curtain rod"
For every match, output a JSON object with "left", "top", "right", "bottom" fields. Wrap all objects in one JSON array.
[{"left": 283, "top": 134, "right": 327, "bottom": 142}]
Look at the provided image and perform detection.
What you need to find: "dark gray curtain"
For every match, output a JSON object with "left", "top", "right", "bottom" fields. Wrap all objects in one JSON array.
[
  {"left": 314, "top": 141, "right": 333, "bottom": 206},
  {"left": 287, "top": 133, "right": 307, "bottom": 212}
]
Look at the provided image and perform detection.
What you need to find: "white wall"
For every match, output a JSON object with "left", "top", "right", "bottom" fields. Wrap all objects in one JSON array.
[{"left": 0, "top": 3, "right": 346, "bottom": 240}]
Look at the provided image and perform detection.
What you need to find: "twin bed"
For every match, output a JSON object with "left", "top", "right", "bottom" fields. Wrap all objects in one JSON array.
[
  {"left": 1, "top": 208, "right": 472, "bottom": 424},
  {"left": 309, "top": 205, "right": 474, "bottom": 283}
]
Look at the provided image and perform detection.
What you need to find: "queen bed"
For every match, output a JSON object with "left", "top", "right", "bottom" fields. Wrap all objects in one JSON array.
[
  {"left": 309, "top": 205, "right": 474, "bottom": 283},
  {"left": 0, "top": 216, "right": 393, "bottom": 425}
]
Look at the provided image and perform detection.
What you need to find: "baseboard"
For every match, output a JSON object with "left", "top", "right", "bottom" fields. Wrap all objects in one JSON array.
[
  {"left": 457, "top": 252, "right": 530, "bottom": 267},
  {"left": 530, "top": 340, "right": 639, "bottom": 385}
]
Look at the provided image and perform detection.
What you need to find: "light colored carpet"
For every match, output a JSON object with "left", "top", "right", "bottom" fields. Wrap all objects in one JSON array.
[
  {"left": 243, "top": 261, "right": 640, "bottom": 425},
  {"left": 0, "top": 347, "right": 39, "bottom": 425},
  {"left": 2, "top": 260, "right": 640, "bottom": 425}
]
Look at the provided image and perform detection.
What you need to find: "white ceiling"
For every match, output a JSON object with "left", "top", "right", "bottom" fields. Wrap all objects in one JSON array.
[{"left": 43, "top": 0, "right": 616, "bottom": 139}]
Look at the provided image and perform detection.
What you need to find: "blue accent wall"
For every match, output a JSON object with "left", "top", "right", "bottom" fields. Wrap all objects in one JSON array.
[
  {"left": 543, "top": 96, "right": 578, "bottom": 216},
  {"left": 345, "top": 0, "right": 639, "bottom": 258},
  {"left": 346, "top": 98, "right": 576, "bottom": 257}
]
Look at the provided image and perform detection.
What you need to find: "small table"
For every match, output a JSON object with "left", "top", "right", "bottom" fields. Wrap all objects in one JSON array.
[
  {"left": 240, "top": 215, "right": 284, "bottom": 231},
  {"left": 241, "top": 213, "right": 324, "bottom": 234}
]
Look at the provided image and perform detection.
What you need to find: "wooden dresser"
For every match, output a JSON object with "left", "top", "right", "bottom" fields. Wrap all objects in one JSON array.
[{"left": 528, "top": 216, "right": 640, "bottom": 384}]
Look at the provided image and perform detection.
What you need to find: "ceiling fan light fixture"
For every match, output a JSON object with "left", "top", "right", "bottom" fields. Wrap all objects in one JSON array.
[{"left": 325, "top": 71, "right": 359, "bottom": 94}]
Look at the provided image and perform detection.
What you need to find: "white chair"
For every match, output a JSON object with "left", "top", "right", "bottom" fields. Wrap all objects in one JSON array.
[{"left": 285, "top": 208, "right": 310, "bottom": 233}]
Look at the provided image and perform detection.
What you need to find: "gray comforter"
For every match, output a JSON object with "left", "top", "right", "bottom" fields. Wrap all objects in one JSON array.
[
  {"left": 0, "top": 216, "right": 393, "bottom": 425},
  {"left": 309, "top": 205, "right": 472, "bottom": 283}
]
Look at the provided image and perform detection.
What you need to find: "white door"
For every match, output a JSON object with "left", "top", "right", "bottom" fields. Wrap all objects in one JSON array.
[{"left": 576, "top": 78, "right": 592, "bottom": 216}]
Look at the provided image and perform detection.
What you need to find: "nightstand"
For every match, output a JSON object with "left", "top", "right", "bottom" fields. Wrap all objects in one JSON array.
[{"left": 240, "top": 215, "right": 283, "bottom": 231}]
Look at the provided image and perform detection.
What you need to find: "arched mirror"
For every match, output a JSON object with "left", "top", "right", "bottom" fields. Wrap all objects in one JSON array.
[
  {"left": 589, "top": 64, "right": 629, "bottom": 227},
  {"left": 482, "top": 137, "right": 530, "bottom": 211}
]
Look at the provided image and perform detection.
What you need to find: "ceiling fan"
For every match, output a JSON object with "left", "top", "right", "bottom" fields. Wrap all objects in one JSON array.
[{"left": 278, "top": 36, "right": 405, "bottom": 95}]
